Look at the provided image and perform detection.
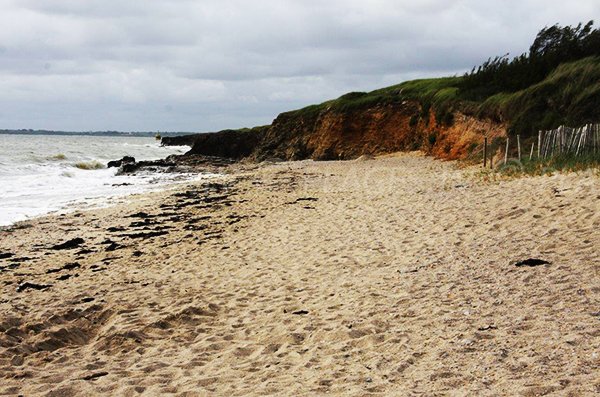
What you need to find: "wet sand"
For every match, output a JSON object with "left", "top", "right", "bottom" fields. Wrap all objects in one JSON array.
[{"left": 1, "top": 153, "right": 599, "bottom": 396}]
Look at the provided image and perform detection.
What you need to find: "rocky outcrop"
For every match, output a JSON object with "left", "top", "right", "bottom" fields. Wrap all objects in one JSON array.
[
  {"left": 116, "top": 154, "right": 235, "bottom": 175},
  {"left": 161, "top": 135, "right": 199, "bottom": 147},
  {"left": 185, "top": 128, "right": 268, "bottom": 160},
  {"left": 107, "top": 156, "right": 135, "bottom": 168}
]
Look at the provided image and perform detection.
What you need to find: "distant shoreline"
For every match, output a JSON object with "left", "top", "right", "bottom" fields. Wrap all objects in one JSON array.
[{"left": 0, "top": 130, "right": 194, "bottom": 138}]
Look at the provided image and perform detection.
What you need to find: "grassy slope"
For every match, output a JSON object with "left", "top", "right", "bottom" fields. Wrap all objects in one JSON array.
[{"left": 280, "top": 56, "right": 600, "bottom": 138}]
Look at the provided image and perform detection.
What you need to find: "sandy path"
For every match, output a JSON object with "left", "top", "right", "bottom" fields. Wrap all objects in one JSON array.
[{"left": 0, "top": 153, "right": 599, "bottom": 396}]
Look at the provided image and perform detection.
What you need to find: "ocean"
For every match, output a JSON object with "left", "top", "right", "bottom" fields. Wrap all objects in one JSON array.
[{"left": 0, "top": 134, "right": 200, "bottom": 226}]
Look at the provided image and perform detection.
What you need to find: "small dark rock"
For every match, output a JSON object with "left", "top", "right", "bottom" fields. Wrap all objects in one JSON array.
[
  {"left": 0, "top": 252, "right": 14, "bottom": 260},
  {"left": 291, "top": 310, "right": 309, "bottom": 315},
  {"left": 105, "top": 242, "right": 123, "bottom": 252},
  {"left": 81, "top": 371, "right": 109, "bottom": 381},
  {"left": 16, "top": 282, "right": 52, "bottom": 292},
  {"left": 47, "top": 262, "right": 80, "bottom": 274},
  {"left": 64, "top": 262, "right": 81, "bottom": 271},
  {"left": 514, "top": 258, "right": 551, "bottom": 267},
  {"left": 119, "top": 231, "right": 168, "bottom": 239},
  {"left": 477, "top": 325, "right": 498, "bottom": 331},
  {"left": 127, "top": 212, "right": 154, "bottom": 219},
  {"left": 51, "top": 238, "right": 85, "bottom": 250}
]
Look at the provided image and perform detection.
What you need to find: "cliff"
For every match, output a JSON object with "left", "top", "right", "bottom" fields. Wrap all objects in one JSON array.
[
  {"left": 171, "top": 99, "right": 505, "bottom": 162},
  {"left": 251, "top": 100, "right": 505, "bottom": 161},
  {"left": 165, "top": 55, "right": 600, "bottom": 163}
]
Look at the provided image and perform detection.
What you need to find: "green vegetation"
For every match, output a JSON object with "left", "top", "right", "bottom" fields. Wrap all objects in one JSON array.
[
  {"left": 496, "top": 153, "right": 600, "bottom": 177},
  {"left": 281, "top": 21, "right": 600, "bottom": 139},
  {"left": 460, "top": 21, "right": 600, "bottom": 99}
]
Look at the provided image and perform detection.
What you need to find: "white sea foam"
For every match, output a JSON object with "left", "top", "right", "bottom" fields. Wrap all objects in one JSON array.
[{"left": 0, "top": 134, "right": 206, "bottom": 226}]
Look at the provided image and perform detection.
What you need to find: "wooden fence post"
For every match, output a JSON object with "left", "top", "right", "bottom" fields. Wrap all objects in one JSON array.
[
  {"left": 483, "top": 137, "right": 488, "bottom": 168},
  {"left": 504, "top": 137, "right": 509, "bottom": 165},
  {"left": 517, "top": 135, "right": 521, "bottom": 161},
  {"left": 529, "top": 142, "right": 535, "bottom": 160},
  {"left": 538, "top": 131, "right": 542, "bottom": 158}
]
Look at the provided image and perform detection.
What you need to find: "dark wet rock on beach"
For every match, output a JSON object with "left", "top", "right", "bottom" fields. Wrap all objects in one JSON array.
[
  {"left": 107, "top": 156, "right": 135, "bottom": 168},
  {"left": 513, "top": 258, "right": 551, "bottom": 267},
  {"left": 16, "top": 282, "right": 52, "bottom": 293},
  {"left": 51, "top": 238, "right": 85, "bottom": 250},
  {"left": 115, "top": 154, "right": 236, "bottom": 175}
]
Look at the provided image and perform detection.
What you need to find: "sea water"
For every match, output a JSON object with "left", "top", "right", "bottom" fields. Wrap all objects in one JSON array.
[{"left": 0, "top": 134, "right": 200, "bottom": 226}]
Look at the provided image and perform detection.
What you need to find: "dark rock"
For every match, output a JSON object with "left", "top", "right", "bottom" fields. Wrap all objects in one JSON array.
[
  {"left": 129, "top": 220, "right": 155, "bottom": 227},
  {"left": 51, "top": 238, "right": 85, "bottom": 250},
  {"left": 117, "top": 159, "right": 176, "bottom": 174},
  {"left": 107, "top": 156, "right": 135, "bottom": 168},
  {"left": 0, "top": 252, "right": 14, "bottom": 260},
  {"left": 81, "top": 371, "right": 109, "bottom": 381},
  {"left": 63, "top": 263, "right": 81, "bottom": 271},
  {"left": 514, "top": 258, "right": 551, "bottom": 267},
  {"left": 186, "top": 128, "right": 267, "bottom": 159},
  {"left": 9, "top": 257, "right": 32, "bottom": 263},
  {"left": 46, "top": 262, "right": 80, "bottom": 274},
  {"left": 16, "top": 282, "right": 52, "bottom": 292},
  {"left": 57, "top": 274, "right": 72, "bottom": 281},
  {"left": 0, "top": 263, "right": 20, "bottom": 272},
  {"left": 477, "top": 325, "right": 498, "bottom": 331},
  {"left": 127, "top": 212, "right": 155, "bottom": 219},
  {"left": 119, "top": 231, "right": 169, "bottom": 239},
  {"left": 161, "top": 134, "right": 198, "bottom": 146},
  {"left": 292, "top": 310, "right": 309, "bottom": 315},
  {"left": 105, "top": 242, "right": 123, "bottom": 252}
]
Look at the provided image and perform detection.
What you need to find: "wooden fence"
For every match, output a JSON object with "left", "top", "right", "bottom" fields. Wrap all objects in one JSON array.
[
  {"left": 483, "top": 123, "right": 600, "bottom": 168},
  {"left": 538, "top": 124, "right": 600, "bottom": 158}
]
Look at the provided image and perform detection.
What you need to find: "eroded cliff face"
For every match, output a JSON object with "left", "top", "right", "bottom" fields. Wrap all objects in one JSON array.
[
  {"left": 252, "top": 100, "right": 507, "bottom": 161},
  {"left": 181, "top": 100, "right": 507, "bottom": 162}
]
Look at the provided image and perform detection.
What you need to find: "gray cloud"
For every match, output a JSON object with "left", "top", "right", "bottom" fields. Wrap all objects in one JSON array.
[{"left": 0, "top": 0, "right": 599, "bottom": 131}]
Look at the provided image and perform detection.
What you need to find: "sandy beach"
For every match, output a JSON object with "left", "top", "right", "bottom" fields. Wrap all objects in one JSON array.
[{"left": 1, "top": 153, "right": 599, "bottom": 396}]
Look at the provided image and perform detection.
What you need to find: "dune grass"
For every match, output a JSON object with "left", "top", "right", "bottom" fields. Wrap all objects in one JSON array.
[{"left": 494, "top": 153, "right": 600, "bottom": 177}]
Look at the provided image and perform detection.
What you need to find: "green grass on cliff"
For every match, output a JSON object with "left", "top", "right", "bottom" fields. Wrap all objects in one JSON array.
[
  {"left": 286, "top": 76, "right": 463, "bottom": 121},
  {"left": 283, "top": 22, "right": 600, "bottom": 138},
  {"left": 285, "top": 55, "right": 600, "bottom": 138}
]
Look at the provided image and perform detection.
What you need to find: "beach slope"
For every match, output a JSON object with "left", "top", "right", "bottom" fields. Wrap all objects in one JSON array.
[{"left": 1, "top": 154, "right": 599, "bottom": 396}]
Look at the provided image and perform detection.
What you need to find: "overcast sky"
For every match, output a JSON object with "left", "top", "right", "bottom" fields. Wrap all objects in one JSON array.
[{"left": 0, "top": 0, "right": 598, "bottom": 132}]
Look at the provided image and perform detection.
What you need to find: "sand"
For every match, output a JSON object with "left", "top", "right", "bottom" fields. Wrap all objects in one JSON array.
[{"left": 0, "top": 153, "right": 599, "bottom": 396}]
